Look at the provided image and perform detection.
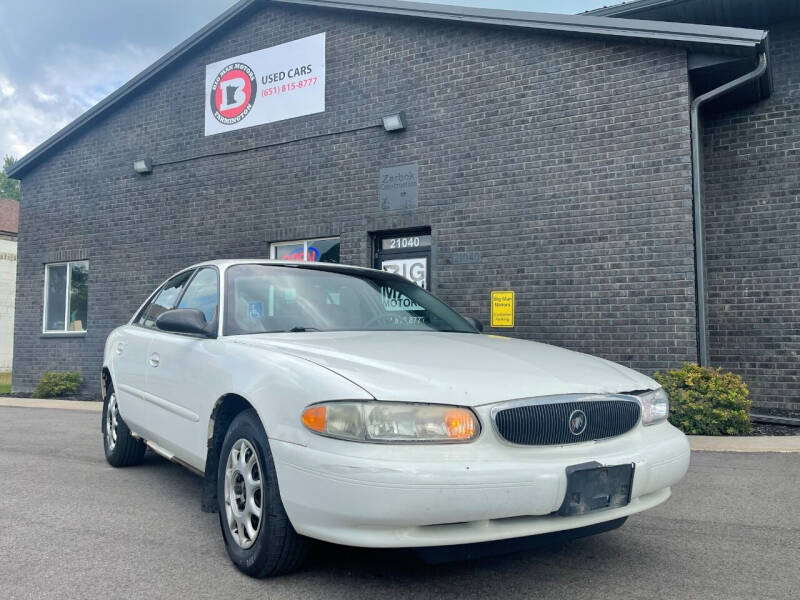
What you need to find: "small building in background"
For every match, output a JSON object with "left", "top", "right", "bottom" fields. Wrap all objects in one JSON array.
[{"left": 0, "top": 197, "right": 19, "bottom": 373}]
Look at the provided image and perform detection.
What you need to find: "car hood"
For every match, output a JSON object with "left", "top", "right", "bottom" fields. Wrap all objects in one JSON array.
[{"left": 229, "top": 331, "right": 657, "bottom": 406}]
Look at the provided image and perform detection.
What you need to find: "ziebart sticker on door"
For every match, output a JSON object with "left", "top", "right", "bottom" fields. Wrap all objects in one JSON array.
[{"left": 204, "top": 33, "right": 325, "bottom": 136}]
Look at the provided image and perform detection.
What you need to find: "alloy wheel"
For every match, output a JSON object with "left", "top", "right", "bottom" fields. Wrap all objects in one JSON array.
[
  {"left": 224, "top": 438, "right": 264, "bottom": 549},
  {"left": 105, "top": 393, "right": 119, "bottom": 451}
]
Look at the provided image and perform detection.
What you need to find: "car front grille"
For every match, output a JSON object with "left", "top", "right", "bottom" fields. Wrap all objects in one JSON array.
[{"left": 492, "top": 395, "right": 641, "bottom": 446}]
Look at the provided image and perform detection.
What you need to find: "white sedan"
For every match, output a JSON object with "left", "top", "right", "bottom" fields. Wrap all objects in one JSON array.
[{"left": 102, "top": 259, "right": 690, "bottom": 577}]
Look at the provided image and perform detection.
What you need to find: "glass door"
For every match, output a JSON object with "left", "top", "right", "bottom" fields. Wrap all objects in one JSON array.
[{"left": 374, "top": 230, "right": 431, "bottom": 289}]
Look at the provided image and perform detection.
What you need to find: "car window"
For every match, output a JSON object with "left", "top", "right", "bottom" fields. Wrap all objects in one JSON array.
[
  {"left": 224, "top": 264, "right": 477, "bottom": 336},
  {"left": 138, "top": 270, "right": 193, "bottom": 329},
  {"left": 177, "top": 268, "right": 218, "bottom": 323}
]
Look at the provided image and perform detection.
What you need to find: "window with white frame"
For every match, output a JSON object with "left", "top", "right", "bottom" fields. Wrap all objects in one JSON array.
[
  {"left": 269, "top": 237, "right": 340, "bottom": 263},
  {"left": 44, "top": 261, "right": 89, "bottom": 333}
]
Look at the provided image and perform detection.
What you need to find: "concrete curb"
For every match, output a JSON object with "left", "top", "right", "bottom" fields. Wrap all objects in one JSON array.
[
  {"left": 0, "top": 398, "right": 102, "bottom": 411},
  {"left": 2, "top": 398, "right": 798, "bottom": 451}
]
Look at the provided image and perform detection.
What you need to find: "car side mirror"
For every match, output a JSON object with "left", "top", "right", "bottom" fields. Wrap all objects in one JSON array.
[
  {"left": 466, "top": 316, "right": 484, "bottom": 332},
  {"left": 156, "top": 308, "right": 214, "bottom": 337}
]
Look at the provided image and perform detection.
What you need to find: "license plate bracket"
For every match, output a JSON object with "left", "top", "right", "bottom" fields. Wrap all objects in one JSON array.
[{"left": 558, "top": 462, "right": 634, "bottom": 517}]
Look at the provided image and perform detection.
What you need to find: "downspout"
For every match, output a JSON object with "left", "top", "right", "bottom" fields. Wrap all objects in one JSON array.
[{"left": 690, "top": 51, "right": 767, "bottom": 367}]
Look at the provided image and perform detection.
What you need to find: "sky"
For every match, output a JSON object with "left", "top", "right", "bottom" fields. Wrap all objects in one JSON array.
[{"left": 0, "top": 1, "right": 614, "bottom": 162}]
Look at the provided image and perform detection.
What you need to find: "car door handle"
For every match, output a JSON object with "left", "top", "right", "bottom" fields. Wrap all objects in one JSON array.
[
  {"left": 148, "top": 353, "right": 160, "bottom": 368},
  {"left": 115, "top": 342, "right": 124, "bottom": 355}
]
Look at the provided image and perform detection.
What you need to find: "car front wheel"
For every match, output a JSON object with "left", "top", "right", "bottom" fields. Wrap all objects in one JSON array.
[
  {"left": 217, "top": 409, "right": 309, "bottom": 577},
  {"left": 102, "top": 383, "right": 146, "bottom": 467}
]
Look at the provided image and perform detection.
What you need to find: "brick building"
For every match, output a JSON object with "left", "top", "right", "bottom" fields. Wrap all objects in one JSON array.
[
  {"left": 6, "top": 0, "right": 797, "bottom": 411},
  {"left": 0, "top": 198, "right": 19, "bottom": 373},
  {"left": 588, "top": 0, "right": 800, "bottom": 411}
]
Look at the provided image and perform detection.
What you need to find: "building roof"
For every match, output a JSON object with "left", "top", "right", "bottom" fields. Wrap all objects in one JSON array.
[
  {"left": 586, "top": 0, "right": 800, "bottom": 28},
  {"left": 585, "top": 0, "right": 794, "bottom": 111},
  {"left": 0, "top": 198, "right": 19, "bottom": 237},
  {"left": 7, "top": 0, "right": 769, "bottom": 179}
]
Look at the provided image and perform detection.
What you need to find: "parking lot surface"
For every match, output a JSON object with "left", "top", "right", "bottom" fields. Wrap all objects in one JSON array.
[{"left": 0, "top": 405, "right": 797, "bottom": 600}]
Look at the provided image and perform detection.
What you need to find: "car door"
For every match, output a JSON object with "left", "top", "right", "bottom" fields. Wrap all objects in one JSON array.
[
  {"left": 144, "top": 267, "right": 221, "bottom": 468},
  {"left": 114, "top": 269, "right": 194, "bottom": 440},
  {"left": 111, "top": 324, "right": 154, "bottom": 434}
]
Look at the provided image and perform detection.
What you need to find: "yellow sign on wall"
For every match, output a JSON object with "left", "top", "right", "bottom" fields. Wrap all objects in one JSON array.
[{"left": 491, "top": 291, "right": 515, "bottom": 328}]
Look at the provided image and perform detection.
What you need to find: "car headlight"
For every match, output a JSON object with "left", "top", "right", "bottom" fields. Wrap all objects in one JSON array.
[
  {"left": 639, "top": 388, "right": 669, "bottom": 425},
  {"left": 301, "top": 401, "right": 480, "bottom": 443}
]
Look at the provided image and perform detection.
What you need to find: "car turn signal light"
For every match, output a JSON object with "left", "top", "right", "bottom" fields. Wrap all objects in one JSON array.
[
  {"left": 444, "top": 408, "right": 477, "bottom": 440},
  {"left": 301, "top": 405, "right": 327, "bottom": 432}
]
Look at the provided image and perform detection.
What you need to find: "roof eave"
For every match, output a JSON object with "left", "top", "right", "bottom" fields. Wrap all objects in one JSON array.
[
  {"left": 276, "top": 0, "right": 766, "bottom": 53},
  {"left": 586, "top": 0, "right": 683, "bottom": 18},
  {"left": 7, "top": 0, "right": 768, "bottom": 179}
]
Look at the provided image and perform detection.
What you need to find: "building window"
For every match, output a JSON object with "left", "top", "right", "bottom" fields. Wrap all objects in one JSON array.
[
  {"left": 43, "top": 261, "right": 89, "bottom": 333},
  {"left": 270, "top": 237, "right": 340, "bottom": 263}
]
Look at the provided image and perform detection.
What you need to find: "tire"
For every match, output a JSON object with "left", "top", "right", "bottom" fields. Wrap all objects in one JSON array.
[
  {"left": 102, "top": 382, "right": 146, "bottom": 467},
  {"left": 217, "top": 409, "right": 309, "bottom": 577}
]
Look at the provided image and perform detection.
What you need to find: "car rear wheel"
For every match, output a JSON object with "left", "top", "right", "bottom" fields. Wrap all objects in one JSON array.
[
  {"left": 102, "top": 383, "right": 146, "bottom": 467},
  {"left": 217, "top": 409, "right": 309, "bottom": 577}
]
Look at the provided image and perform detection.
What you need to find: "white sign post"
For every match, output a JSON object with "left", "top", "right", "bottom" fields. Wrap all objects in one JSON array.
[{"left": 204, "top": 33, "right": 325, "bottom": 136}]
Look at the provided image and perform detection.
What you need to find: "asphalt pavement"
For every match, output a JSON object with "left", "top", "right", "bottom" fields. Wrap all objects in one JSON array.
[{"left": 0, "top": 405, "right": 797, "bottom": 600}]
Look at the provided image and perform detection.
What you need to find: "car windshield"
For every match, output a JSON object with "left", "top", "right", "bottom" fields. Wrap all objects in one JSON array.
[{"left": 224, "top": 264, "right": 477, "bottom": 335}]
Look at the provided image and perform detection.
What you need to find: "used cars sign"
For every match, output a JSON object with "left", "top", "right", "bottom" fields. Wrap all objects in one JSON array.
[{"left": 204, "top": 33, "right": 326, "bottom": 136}]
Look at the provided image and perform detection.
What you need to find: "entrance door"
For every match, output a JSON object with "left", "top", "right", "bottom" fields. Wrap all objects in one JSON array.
[{"left": 374, "top": 230, "right": 431, "bottom": 289}]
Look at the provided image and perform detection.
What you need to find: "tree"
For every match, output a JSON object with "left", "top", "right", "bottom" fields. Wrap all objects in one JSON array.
[{"left": 0, "top": 155, "right": 20, "bottom": 200}]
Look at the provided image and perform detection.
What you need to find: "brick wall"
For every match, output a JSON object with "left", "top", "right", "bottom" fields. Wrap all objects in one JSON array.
[
  {"left": 12, "top": 3, "right": 697, "bottom": 396},
  {"left": 703, "top": 21, "right": 800, "bottom": 411}
]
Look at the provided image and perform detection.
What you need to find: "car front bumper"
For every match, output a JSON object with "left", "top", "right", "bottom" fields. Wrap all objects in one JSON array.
[{"left": 270, "top": 420, "right": 690, "bottom": 548}]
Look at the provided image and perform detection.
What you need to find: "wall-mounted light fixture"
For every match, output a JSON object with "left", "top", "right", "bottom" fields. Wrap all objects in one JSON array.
[
  {"left": 133, "top": 158, "right": 153, "bottom": 174},
  {"left": 382, "top": 111, "right": 406, "bottom": 132}
]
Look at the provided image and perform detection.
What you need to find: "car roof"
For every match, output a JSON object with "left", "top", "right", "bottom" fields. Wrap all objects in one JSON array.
[{"left": 187, "top": 259, "right": 382, "bottom": 275}]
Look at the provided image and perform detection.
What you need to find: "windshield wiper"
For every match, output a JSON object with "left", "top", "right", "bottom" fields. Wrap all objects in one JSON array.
[{"left": 288, "top": 326, "right": 320, "bottom": 332}]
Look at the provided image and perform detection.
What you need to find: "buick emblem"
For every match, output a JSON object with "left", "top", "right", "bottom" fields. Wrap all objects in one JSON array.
[{"left": 569, "top": 409, "right": 587, "bottom": 436}]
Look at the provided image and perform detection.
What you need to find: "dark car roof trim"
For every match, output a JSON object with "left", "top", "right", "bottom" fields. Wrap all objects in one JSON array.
[{"left": 7, "top": 0, "right": 767, "bottom": 179}]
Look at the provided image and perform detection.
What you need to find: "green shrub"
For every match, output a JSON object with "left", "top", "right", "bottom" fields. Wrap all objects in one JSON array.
[
  {"left": 654, "top": 363, "right": 751, "bottom": 435},
  {"left": 0, "top": 372, "right": 11, "bottom": 394},
  {"left": 33, "top": 371, "right": 83, "bottom": 398}
]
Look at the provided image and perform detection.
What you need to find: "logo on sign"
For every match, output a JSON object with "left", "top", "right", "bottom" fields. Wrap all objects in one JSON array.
[{"left": 210, "top": 62, "right": 258, "bottom": 125}]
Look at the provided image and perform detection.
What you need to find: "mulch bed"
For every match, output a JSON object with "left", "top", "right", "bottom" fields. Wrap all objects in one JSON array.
[
  {"left": 749, "top": 407, "right": 800, "bottom": 436},
  {"left": 750, "top": 422, "right": 800, "bottom": 436}
]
